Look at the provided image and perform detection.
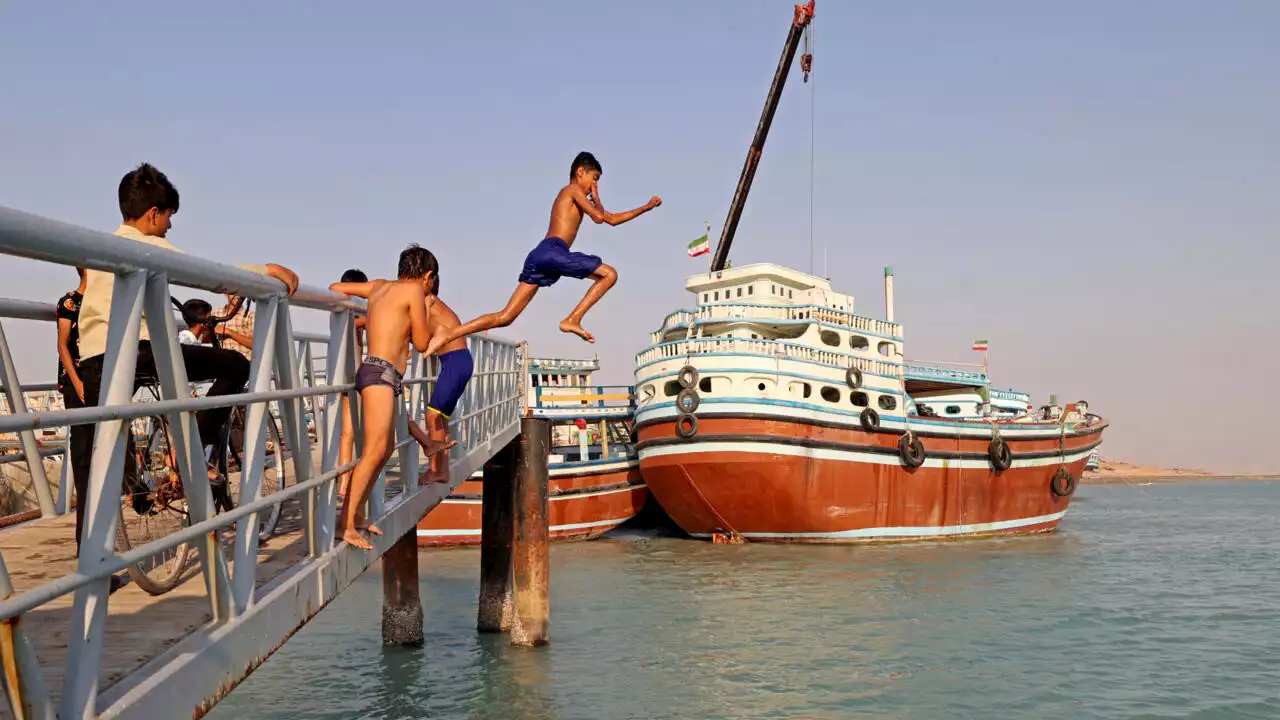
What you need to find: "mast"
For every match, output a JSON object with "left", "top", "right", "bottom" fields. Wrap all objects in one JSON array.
[{"left": 709, "top": 1, "right": 816, "bottom": 273}]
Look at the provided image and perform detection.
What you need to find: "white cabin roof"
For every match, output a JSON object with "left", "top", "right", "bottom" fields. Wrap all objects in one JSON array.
[{"left": 685, "top": 263, "right": 855, "bottom": 312}]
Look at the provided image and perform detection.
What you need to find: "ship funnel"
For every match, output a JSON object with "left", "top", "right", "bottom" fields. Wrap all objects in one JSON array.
[{"left": 884, "top": 267, "right": 895, "bottom": 322}]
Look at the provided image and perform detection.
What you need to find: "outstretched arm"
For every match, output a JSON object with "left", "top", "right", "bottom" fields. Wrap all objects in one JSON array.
[
  {"left": 571, "top": 186, "right": 661, "bottom": 227},
  {"left": 329, "top": 281, "right": 375, "bottom": 298},
  {"left": 265, "top": 264, "right": 300, "bottom": 296}
]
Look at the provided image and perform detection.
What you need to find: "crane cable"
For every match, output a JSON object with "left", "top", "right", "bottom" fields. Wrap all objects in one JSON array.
[{"left": 804, "top": 22, "right": 816, "bottom": 276}]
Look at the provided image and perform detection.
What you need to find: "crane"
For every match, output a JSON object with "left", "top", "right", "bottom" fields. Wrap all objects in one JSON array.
[{"left": 709, "top": 1, "right": 815, "bottom": 273}]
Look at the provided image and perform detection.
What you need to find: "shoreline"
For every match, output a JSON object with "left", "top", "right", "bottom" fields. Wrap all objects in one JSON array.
[{"left": 1082, "top": 460, "right": 1278, "bottom": 485}]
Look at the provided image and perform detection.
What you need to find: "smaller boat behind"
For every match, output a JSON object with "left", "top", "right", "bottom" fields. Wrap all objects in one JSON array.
[{"left": 417, "top": 357, "right": 647, "bottom": 547}]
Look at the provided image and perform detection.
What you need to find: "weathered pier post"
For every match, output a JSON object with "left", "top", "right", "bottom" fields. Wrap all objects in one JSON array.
[
  {"left": 381, "top": 527, "right": 423, "bottom": 645},
  {"left": 510, "top": 416, "right": 550, "bottom": 647},
  {"left": 477, "top": 436, "right": 518, "bottom": 632}
]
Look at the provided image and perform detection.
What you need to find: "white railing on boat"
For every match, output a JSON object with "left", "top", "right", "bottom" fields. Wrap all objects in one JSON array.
[
  {"left": 636, "top": 337, "right": 901, "bottom": 378},
  {"left": 656, "top": 303, "right": 903, "bottom": 340},
  {"left": 902, "top": 360, "right": 989, "bottom": 386}
]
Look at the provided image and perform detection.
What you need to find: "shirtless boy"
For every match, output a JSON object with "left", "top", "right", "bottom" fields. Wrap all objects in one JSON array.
[
  {"left": 425, "top": 152, "right": 660, "bottom": 355},
  {"left": 328, "top": 246, "right": 456, "bottom": 549},
  {"left": 421, "top": 259, "right": 474, "bottom": 484}
]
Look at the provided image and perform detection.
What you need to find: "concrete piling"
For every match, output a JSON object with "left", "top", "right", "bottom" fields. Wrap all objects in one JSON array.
[
  {"left": 510, "top": 417, "right": 550, "bottom": 647},
  {"left": 477, "top": 436, "right": 518, "bottom": 633},
  {"left": 381, "top": 528, "right": 424, "bottom": 645}
]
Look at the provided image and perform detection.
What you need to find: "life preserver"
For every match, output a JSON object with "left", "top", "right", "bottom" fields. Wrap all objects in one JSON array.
[
  {"left": 676, "top": 388, "right": 700, "bottom": 414},
  {"left": 1050, "top": 467, "right": 1076, "bottom": 497},
  {"left": 678, "top": 365, "right": 699, "bottom": 390},
  {"left": 988, "top": 437, "right": 1012, "bottom": 472},
  {"left": 675, "top": 414, "right": 698, "bottom": 439},
  {"left": 846, "top": 366, "right": 863, "bottom": 389},
  {"left": 860, "top": 407, "right": 880, "bottom": 432},
  {"left": 898, "top": 433, "right": 925, "bottom": 469}
]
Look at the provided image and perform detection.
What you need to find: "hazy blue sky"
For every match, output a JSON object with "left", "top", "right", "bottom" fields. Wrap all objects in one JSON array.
[{"left": 2, "top": 1, "right": 1277, "bottom": 473}]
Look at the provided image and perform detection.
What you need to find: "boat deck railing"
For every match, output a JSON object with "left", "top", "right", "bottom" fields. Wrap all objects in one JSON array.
[
  {"left": 636, "top": 336, "right": 902, "bottom": 379},
  {"left": 529, "top": 384, "right": 636, "bottom": 419},
  {"left": 903, "top": 359, "right": 990, "bottom": 387},
  {"left": 655, "top": 303, "right": 903, "bottom": 341}
]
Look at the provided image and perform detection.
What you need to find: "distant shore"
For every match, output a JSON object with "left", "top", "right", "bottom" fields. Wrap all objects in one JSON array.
[{"left": 1083, "top": 460, "right": 1278, "bottom": 485}]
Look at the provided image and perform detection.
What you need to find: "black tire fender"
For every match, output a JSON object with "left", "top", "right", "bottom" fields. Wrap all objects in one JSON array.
[
  {"left": 846, "top": 366, "right": 863, "bottom": 389},
  {"left": 898, "top": 433, "right": 926, "bottom": 469},
  {"left": 860, "top": 407, "right": 880, "bottom": 432},
  {"left": 1050, "top": 467, "right": 1076, "bottom": 497},
  {"left": 675, "top": 414, "right": 699, "bottom": 439},
  {"left": 678, "top": 365, "right": 700, "bottom": 390},
  {"left": 676, "top": 388, "right": 700, "bottom": 414},
  {"left": 989, "top": 437, "right": 1013, "bottom": 472}
]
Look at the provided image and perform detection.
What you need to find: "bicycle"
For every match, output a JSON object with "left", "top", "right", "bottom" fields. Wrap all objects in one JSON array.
[{"left": 114, "top": 296, "right": 294, "bottom": 595}]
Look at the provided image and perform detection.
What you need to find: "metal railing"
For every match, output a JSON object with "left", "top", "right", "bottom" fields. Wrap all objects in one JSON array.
[
  {"left": 0, "top": 205, "right": 523, "bottom": 718},
  {"left": 655, "top": 303, "right": 904, "bottom": 340},
  {"left": 902, "top": 360, "right": 990, "bottom": 386},
  {"left": 530, "top": 384, "right": 636, "bottom": 419},
  {"left": 635, "top": 336, "right": 903, "bottom": 378}
]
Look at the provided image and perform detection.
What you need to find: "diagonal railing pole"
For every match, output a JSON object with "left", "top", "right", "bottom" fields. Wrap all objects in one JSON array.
[
  {"left": 140, "top": 274, "right": 234, "bottom": 620},
  {"left": 59, "top": 270, "right": 146, "bottom": 719},
  {"left": 0, "top": 321, "right": 56, "bottom": 517},
  {"left": 230, "top": 297, "right": 280, "bottom": 613}
]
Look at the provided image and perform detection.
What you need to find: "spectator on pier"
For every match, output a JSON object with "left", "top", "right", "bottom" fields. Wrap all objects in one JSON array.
[
  {"left": 217, "top": 294, "right": 254, "bottom": 360},
  {"left": 73, "top": 163, "right": 300, "bottom": 553},
  {"left": 55, "top": 268, "right": 89, "bottom": 543}
]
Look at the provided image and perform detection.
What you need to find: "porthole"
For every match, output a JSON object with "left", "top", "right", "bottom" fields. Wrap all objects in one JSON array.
[
  {"left": 821, "top": 387, "right": 841, "bottom": 403},
  {"left": 879, "top": 395, "right": 898, "bottom": 411},
  {"left": 820, "top": 330, "right": 840, "bottom": 347},
  {"left": 850, "top": 391, "right": 868, "bottom": 407},
  {"left": 664, "top": 380, "right": 681, "bottom": 397},
  {"left": 850, "top": 335, "right": 869, "bottom": 351}
]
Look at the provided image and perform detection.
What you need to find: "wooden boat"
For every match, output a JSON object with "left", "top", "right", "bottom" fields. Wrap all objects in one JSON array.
[{"left": 416, "top": 357, "right": 647, "bottom": 547}]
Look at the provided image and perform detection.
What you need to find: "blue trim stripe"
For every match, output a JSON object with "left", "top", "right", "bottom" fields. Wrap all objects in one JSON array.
[
  {"left": 635, "top": 351, "right": 902, "bottom": 379},
  {"left": 640, "top": 395, "right": 905, "bottom": 420},
  {"left": 637, "top": 366, "right": 900, "bottom": 394}
]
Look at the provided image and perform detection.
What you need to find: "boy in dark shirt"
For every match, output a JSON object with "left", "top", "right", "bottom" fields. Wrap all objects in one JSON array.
[{"left": 55, "top": 268, "right": 92, "bottom": 549}]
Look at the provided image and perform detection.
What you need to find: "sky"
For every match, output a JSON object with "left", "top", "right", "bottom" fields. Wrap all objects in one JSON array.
[{"left": 2, "top": 1, "right": 1277, "bottom": 473}]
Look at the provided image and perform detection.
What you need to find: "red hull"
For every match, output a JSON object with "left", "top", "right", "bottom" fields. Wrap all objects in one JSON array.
[
  {"left": 636, "top": 415, "right": 1105, "bottom": 543},
  {"left": 417, "top": 463, "right": 647, "bottom": 547}
]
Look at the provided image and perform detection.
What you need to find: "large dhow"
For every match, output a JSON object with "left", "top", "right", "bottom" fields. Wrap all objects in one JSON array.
[
  {"left": 632, "top": 267, "right": 1106, "bottom": 543},
  {"left": 630, "top": 0, "right": 1106, "bottom": 543},
  {"left": 418, "top": 356, "right": 646, "bottom": 546}
]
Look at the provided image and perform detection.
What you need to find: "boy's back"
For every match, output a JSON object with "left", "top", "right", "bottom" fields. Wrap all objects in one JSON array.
[
  {"left": 359, "top": 280, "right": 430, "bottom": 371},
  {"left": 427, "top": 296, "right": 466, "bottom": 355}
]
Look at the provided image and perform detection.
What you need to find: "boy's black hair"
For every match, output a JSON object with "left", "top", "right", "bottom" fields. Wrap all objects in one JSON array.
[
  {"left": 570, "top": 151, "right": 602, "bottom": 180},
  {"left": 181, "top": 298, "right": 213, "bottom": 328},
  {"left": 340, "top": 268, "right": 368, "bottom": 283},
  {"left": 397, "top": 244, "right": 439, "bottom": 283},
  {"left": 119, "top": 163, "right": 180, "bottom": 221}
]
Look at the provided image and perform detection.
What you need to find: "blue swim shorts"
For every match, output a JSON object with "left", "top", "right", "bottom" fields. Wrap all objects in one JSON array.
[
  {"left": 427, "top": 348, "right": 474, "bottom": 419},
  {"left": 517, "top": 237, "right": 603, "bottom": 287}
]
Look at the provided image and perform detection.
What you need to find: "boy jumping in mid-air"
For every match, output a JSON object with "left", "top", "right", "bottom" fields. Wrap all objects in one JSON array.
[
  {"left": 425, "top": 152, "right": 660, "bottom": 355},
  {"left": 420, "top": 256, "right": 474, "bottom": 484},
  {"left": 329, "top": 246, "right": 456, "bottom": 549}
]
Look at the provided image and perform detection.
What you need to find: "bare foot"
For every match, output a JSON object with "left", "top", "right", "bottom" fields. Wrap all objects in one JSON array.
[
  {"left": 559, "top": 319, "right": 594, "bottom": 343},
  {"left": 342, "top": 528, "right": 373, "bottom": 550},
  {"left": 420, "top": 468, "right": 451, "bottom": 485},
  {"left": 417, "top": 438, "right": 457, "bottom": 456},
  {"left": 365, "top": 523, "right": 383, "bottom": 537}
]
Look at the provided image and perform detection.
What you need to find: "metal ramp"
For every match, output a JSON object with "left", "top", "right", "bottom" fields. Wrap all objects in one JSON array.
[{"left": 0, "top": 206, "right": 524, "bottom": 718}]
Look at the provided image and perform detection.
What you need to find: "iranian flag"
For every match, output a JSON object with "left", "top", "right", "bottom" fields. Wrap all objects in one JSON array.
[
  {"left": 972, "top": 339, "right": 989, "bottom": 351},
  {"left": 687, "top": 233, "right": 710, "bottom": 257}
]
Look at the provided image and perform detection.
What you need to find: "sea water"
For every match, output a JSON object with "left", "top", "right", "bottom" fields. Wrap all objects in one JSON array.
[{"left": 211, "top": 480, "right": 1280, "bottom": 719}]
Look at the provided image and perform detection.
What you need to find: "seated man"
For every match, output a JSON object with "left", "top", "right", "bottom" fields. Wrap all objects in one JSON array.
[{"left": 75, "top": 163, "right": 300, "bottom": 535}]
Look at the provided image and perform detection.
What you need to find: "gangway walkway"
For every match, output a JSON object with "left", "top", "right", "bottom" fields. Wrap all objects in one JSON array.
[{"left": 0, "top": 206, "right": 525, "bottom": 718}]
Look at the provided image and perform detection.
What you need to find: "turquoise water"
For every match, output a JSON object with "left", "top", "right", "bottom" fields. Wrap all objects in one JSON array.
[{"left": 211, "top": 481, "right": 1280, "bottom": 719}]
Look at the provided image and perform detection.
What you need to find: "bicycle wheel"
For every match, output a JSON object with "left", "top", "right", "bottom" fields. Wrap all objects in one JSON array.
[
  {"left": 116, "top": 416, "right": 193, "bottom": 595},
  {"left": 220, "top": 405, "right": 292, "bottom": 542}
]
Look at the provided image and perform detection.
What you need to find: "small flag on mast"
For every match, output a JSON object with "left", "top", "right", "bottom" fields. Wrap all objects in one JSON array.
[
  {"left": 972, "top": 339, "right": 989, "bottom": 351},
  {"left": 687, "top": 233, "right": 710, "bottom": 257}
]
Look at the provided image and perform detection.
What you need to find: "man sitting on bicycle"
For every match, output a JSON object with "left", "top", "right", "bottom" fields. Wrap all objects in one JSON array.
[{"left": 75, "top": 163, "right": 300, "bottom": 533}]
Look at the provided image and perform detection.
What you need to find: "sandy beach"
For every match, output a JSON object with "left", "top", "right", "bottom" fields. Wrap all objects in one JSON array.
[{"left": 1084, "top": 460, "right": 1278, "bottom": 485}]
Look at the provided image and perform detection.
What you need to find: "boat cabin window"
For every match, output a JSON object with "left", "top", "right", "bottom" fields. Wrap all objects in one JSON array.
[
  {"left": 748, "top": 285, "right": 754, "bottom": 295},
  {"left": 820, "top": 387, "right": 841, "bottom": 403},
  {"left": 850, "top": 335, "right": 869, "bottom": 351},
  {"left": 714, "top": 291, "right": 719, "bottom": 301},
  {"left": 879, "top": 395, "right": 898, "bottom": 411},
  {"left": 702, "top": 293, "right": 708, "bottom": 303},
  {"left": 531, "top": 375, "right": 540, "bottom": 387},
  {"left": 946, "top": 405, "right": 962, "bottom": 415},
  {"left": 820, "top": 330, "right": 840, "bottom": 347},
  {"left": 789, "top": 382, "right": 812, "bottom": 399},
  {"left": 664, "top": 380, "right": 681, "bottom": 397},
  {"left": 736, "top": 288, "right": 743, "bottom": 298},
  {"left": 699, "top": 377, "right": 712, "bottom": 393},
  {"left": 850, "top": 391, "right": 868, "bottom": 407},
  {"left": 788, "top": 289, "right": 793, "bottom": 299},
  {"left": 771, "top": 284, "right": 776, "bottom": 295},
  {"left": 878, "top": 341, "right": 895, "bottom": 357}
]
